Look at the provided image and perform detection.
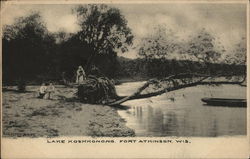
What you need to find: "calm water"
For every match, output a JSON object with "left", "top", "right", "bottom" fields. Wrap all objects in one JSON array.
[{"left": 116, "top": 82, "right": 247, "bottom": 137}]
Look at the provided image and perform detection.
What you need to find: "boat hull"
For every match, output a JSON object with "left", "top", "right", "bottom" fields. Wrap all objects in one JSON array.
[{"left": 201, "top": 98, "right": 247, "bottom": 107}]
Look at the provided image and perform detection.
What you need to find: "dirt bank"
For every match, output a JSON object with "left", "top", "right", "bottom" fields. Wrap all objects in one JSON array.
[{"left": 2, "top": 85, "right": 135, "bottom": 138}]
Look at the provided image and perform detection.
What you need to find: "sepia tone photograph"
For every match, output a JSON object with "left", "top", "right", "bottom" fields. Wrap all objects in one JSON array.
[{"left": 1, "top": 1, "right": 247, "bottom": 141}]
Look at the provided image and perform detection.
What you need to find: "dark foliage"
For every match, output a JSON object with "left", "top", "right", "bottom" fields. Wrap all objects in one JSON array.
[
  {"left": 2, "top": 13, "right": 56, "bottom": 84},
  {"left": 17, "top": 79, "right": 26, "bottom": 92},
  {"left": 116, "top": 57, "right": 246, "bottom": 79},
  {"left": 2, "top": 5, "right": 133, "bottom": 85},
  {"left": 74, "top": 4, "right": 133, "bottom": 72},
  {"left": 2, "top": 7, "right": 246, "bottom": 86},
  {"left": 56, "top": 34, "right": 94, "bottom": 82},
  {"left": 77, "top": 76, "right": 118, "bottom": 104}
]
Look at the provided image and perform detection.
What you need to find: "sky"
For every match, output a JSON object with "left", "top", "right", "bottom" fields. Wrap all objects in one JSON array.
[{"left": 1, "top": 3, "right": 247, "bottom": 59}]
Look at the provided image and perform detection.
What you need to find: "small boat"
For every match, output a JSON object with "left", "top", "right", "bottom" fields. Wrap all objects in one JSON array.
[{"left": 201, "top": 98, "right": 247, "bottom": 107}]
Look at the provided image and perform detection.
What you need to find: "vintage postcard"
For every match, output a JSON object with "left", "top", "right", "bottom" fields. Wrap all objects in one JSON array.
[{"left": 1, "top": 0, "right": 249, "bottom": 158}]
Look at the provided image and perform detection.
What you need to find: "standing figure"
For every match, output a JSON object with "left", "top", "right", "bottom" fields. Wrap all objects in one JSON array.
[{"left": 76, "top": 66, "right": 86, "bottom": 84}]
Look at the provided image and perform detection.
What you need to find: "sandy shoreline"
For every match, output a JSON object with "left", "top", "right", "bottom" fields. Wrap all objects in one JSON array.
[{"left": 2, "top": 85, "right": 135, "bottom": 138}]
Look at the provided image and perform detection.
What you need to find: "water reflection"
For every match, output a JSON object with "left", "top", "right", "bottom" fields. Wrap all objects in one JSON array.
[{"left": 117, "top": 83, "right": 246, "bottom": 137}]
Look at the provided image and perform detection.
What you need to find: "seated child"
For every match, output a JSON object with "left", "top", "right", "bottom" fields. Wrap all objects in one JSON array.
[
  {"left": 45, "top": 82, "right": 55, "bottom": 99},
  {"left": 39, "top": 83, "right": 47, "bottom": 98}
]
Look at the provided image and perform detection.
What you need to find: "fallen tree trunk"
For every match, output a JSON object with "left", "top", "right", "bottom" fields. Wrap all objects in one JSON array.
[
  {"left": 107, "top": 76, "right": 208, "bottom": 105},
  {"left": 114, "top": 80, "right": 244, "bottom": 102},
  {"left": 106, "top": 74, "right": 245, "bottom": 106},
  {"left": 72, "top": 73, "right": 245, "bottom": 106}
]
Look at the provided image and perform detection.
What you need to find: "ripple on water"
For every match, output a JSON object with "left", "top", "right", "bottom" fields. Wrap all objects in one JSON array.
[{"left": 116, "top": 83, "right": 247, "bottom": 137}]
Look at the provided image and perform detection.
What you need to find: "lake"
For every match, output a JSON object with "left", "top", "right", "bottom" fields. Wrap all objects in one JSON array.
[{"left": 116, "top": 82, "right": 247, "bottom": 137}]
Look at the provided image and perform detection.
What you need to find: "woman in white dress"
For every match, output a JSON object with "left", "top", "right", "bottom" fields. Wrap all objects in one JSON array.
[{"left": 76, "top": 66, "right": 86, "bottom": 84}]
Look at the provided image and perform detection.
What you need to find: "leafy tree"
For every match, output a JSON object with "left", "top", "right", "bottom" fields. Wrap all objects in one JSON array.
[
  {"left": 225, "top": 37, "right": 246, "bottom": 65},
  {"left": 137, "top": 24, "right": 182, "bottom": 76},
  {"left": 2, "top": 12, "right": 55, "bottom": 83},
  {"left": 186, "top": 28, "right": 223, "bottom": 64},
  {"left": 74, "top": 4, "right": 134, "bottom": 72},
  {"left": 223, "top": 37, "right": 246, "bottom": 79},
  {"left": 138, "top": 24, "right": 179, "bottom": 60},
  {"left": 53, "top": 30, "right": 71, "bottom": 44},
  {"left": 183, "top": 28, "right": 226, "bottom": 74},
  {"left": 58, "top": 34, "right": 94, "bottom": 81}
]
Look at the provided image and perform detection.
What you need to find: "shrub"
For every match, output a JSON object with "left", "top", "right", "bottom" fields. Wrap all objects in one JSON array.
[{"left": 17, "top": 79, "right": 26, "bottom": 92}]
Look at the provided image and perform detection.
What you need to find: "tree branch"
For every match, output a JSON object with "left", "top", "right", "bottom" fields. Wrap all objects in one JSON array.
[{"left": 107, "top": 73, "right": 245, "bottom": 106}]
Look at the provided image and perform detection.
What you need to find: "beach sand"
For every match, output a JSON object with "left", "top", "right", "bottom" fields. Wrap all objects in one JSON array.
[{"left": 2, "top": 85, "right": 135, "bottom": 138}]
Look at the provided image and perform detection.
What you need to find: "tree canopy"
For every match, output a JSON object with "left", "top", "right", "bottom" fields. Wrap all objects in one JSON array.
[
  {"left": 2, "top": 12, "right": 56, "bottom": 82},
  {"left": 2, "top": 6, "right": 246, "bottom": 86},
  {"left": 185, "top": 28, "right": 224, "bottom": 63},
  {"left": 74, "top": 4, "right": 134, "bottom": 71},
  {"left": 225, "top": 37, "right": 246, "bottom": 65},
  {"left": 138, "top": 24, "right": 179, "bottom": 60}
]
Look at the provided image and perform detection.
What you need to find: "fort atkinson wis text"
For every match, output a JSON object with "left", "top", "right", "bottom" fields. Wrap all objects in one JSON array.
[{"left": 47, "top": 139, "right": 191, "bottom": 144}]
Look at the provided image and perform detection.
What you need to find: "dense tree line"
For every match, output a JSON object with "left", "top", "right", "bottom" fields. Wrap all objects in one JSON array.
[
  {"left": 3, "top": 13, "right": 57, "bottom": 84},
  {"left": 115, "top": 57, "right": 246, "bottom": 79},
  {"left": 2, "top": 5, "right": 133, "bottom": 85},
  {"left": 2, "top": 5, "right": 246, "bottom": 85},
  {"left": 135, "top": 25, "right": 246, "bottom": 79}
]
